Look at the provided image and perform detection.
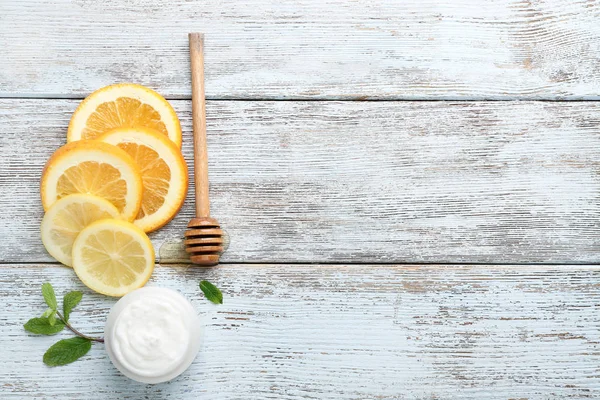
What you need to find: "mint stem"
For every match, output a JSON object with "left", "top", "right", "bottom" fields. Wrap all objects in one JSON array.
[{"left": 56, "top": 311, "right": 104, "bottom": 343}]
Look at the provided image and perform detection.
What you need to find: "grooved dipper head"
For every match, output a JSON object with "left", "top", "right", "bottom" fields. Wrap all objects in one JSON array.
[{"left": 184, "top": 217, "right": 223, "bottom": 266}]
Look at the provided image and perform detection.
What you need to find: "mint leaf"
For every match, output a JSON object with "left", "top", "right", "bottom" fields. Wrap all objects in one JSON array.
[
  {"left": 63, "top": 291, "right": 83, "bottom": 322},
  {"left": 24, "top": 317, "right": 65, "bottom": 335},
  {"left": 41, "top": 308, "right": 53, "bottom": 318},
  {"left": 41, "top": 283, "right": 57, "bottom": 311},
  {"left": 43, "top": 337, "right": 92, "bottom": 366},
  {"left": 199, "top": 280, "right": 223, "bottom": 304},
  {"left": 48, "top": 311, "right": 57, "bottom": 326}
]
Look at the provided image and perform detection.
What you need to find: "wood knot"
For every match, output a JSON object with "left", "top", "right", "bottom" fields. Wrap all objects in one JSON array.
[{"left": 184, "top": 217, "right": 223, "bottom": 266}]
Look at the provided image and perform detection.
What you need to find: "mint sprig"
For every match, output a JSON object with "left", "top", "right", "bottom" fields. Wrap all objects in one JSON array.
[
  {"left": 63, "top": 291, "right": 83, "bottom": 322},
  {"left": 200, "top": 280, "right": 223, "bottom": 304},
  {"left": 41, "top": 282, "right": 58, "bottom": 311},
  {"left": 24, "top": 283, "right": 103, "bottom": 366},
  {"left": 24, "top": 317, "right": 65, "bottom": 335},
  {"left": 43, "top": 337, "right": 93, "bottom": 367}
]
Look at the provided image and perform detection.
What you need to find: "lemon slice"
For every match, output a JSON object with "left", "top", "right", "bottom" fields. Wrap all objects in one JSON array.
[
  {"left": 40, "top": 140, "right": 143, "bottom": 222},
  {"left": 41, "top": 194, "right": 120, "bottom": 267},
  {"left": 67, "top": 83, "right": 182, "bottom": 147},
  {"left": 72, "top": 219, "right": 155, "bottom": 297},
  {"left": 99, "top": 127, "right": 188, "bottom": 232}
]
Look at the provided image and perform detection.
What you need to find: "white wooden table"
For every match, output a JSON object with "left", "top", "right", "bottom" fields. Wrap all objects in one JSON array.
[{"left": 1, "top": 1, "right": 599, "bottom": 398}]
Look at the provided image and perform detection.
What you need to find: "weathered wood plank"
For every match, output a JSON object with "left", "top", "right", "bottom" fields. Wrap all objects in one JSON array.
[
  {"left": 1, "top": 0, "right": 600, "bottom": 99},
  {"left": 1, "top": 99, "right": 599, "bottom": 264},
  {"left": 1, "top": 264, "right": 599, "bottom": 399}
]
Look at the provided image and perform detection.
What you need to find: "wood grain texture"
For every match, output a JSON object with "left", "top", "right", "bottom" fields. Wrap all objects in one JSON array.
[
  {"left": 1, "top": 263, "right": 599, "bottom": 399},
  {"left": 1, "top": 99, "right": 600, "bottom": 264},
  {"left": 1, "top": 0, "right": 600, "bottom": 100}
]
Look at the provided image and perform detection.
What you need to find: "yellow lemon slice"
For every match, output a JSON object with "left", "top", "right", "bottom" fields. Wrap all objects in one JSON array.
[
  {"left": 72, "top": 219, "right": 155, "bottom": 297},
  {"left": 99, "top": 127, "right": 188, "bottom": 232},
  {"left": 67, "top": 83, "right": 182, "bottom": 147},
  {"left": 40, "top": 140, "right": 143, "bottom": 222},
  {"left": 41, "top": 194, "right": 120, "bottom": 267}
]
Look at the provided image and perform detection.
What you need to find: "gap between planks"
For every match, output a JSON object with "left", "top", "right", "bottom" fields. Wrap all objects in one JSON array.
[
  {"left": 3, "top": 95, "right": 600, "bottom": 102},
  {"left": 2, "top": 261, "right": 600, "bottom": 267},
  {"left": 2, "top": 262, "right": 600, "bottom": 270}
]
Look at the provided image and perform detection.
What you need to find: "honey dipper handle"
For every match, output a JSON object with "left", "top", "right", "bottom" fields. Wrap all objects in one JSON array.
[{"left": 189, "top": 33, "right": 210, "bottom": 218}]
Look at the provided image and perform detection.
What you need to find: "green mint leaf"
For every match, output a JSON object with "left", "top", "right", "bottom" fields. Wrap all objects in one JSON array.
[
  {"left": 48, "top": 311, "right": 57, "bottom": 326},
  {"left": 199, "top": 280, "right": 223, "bottom": 304},
  {"left": 63, "top": 291, "right": 83, "bottom": 322},
  {"left": 41, "top": 308, "right": 53, "bottom": 318},
  {"left": 43, "top": 337, "right": 92, "bottom": 367},
  {"left": 41, "top": 283, "right": 57, "bottom": 311},
  {"left": 24, "top": 317, "right": 65, "bottom": 335}
]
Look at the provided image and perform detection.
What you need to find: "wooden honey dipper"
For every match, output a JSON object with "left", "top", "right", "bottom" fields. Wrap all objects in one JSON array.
[{"left": 184, "top": 33, "right": 224, "bottom": 266}]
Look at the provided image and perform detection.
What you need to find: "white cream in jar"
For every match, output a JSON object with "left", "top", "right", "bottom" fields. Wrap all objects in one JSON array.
[{"left": 104, "top": 287, "right": 203, "bottom": 384}]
